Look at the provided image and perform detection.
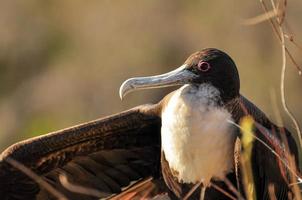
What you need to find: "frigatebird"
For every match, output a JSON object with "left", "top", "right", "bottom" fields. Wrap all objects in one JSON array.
[{"left": 0, "top": 48, "right": 299, "bottom": 200}]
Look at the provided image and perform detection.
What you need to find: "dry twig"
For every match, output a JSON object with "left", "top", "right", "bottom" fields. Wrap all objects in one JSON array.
[
  {"left": 259, "top": 0, "right": 302, "bottom": 73},
  {"left": 228, "top": 120, "right": 302, "bottom": 182},
  {"left": 210, "top": 182, "right": 237, "bottom": 200},
  {"left": 183, "top": 182, "right": 202, "bottom": 200},
  {"left": 242, "top": 10, "right": 280, "bottom": 25},
  {"left": 59, "top": 174, "right": 108, "bottom": 198},
  {"left": 277, "top": 17, "right": 302, "bottom": 150}
]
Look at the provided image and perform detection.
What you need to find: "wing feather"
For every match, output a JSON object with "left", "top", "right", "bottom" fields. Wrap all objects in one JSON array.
[
  {"left": 236, "top": 96, "right": 299, "bottom": 199},
  {"left": 0, "top": 104, "right": 162, "bottom": 200}
]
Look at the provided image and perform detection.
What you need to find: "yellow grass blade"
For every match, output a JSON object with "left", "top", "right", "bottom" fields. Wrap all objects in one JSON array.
[{"left": 240, "top": 116, "right": 256, "bottom": 200}]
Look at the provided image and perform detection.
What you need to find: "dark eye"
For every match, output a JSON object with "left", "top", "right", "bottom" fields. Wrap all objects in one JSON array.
[{"left": 197, "top": 61, "right": 211, "bottom": 72}]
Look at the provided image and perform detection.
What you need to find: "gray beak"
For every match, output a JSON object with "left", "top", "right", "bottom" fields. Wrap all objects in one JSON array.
[{"left": 119, "top": 64, "right": 197, "bottom": 99}]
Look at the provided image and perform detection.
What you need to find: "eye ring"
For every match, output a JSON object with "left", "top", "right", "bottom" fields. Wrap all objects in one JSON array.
[{"left": 197, "top": 61, "right": 211, "bottom": 72}]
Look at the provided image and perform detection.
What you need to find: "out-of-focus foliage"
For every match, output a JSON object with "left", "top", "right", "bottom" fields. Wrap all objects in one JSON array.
[
  {"left": 240, "top": 116, "right": 256, "bottom": 200},
  {"left": 0, "top": 0, "right": 301, "bottom": 150}
]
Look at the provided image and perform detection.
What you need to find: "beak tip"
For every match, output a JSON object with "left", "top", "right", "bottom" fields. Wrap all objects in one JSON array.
[
  {"left": 119, "top": 87, "right": 125, "bottom": 100},
  {"left": 119, "top": 79, "right": 132, "bottom": 100}
]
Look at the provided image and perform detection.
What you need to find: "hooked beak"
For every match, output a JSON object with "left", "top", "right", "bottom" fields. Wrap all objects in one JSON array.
[{"left": 119, "top": 64, "right": 198, "bottom": 99}]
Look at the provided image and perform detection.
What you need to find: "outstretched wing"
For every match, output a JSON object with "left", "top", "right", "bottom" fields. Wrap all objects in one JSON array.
[
  {"left": 236, "top": 96, "right": 299, "bottom": 199},
  {"left": 0, "top": 104, "right": 162, "bottom": 200}
]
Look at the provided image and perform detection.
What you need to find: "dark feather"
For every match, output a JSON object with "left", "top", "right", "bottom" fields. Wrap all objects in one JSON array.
[
  {"left": 0, "top": 104, "right": 162, "bottom": 200},
  {"left": 227, "top": 95, "right": 299, "bottom": 200},
  {"left": 0, "top": 94, "right": 299, "bottom": 200}
]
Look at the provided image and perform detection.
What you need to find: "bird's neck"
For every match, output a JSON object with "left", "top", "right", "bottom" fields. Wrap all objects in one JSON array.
[{"left": 161, "top": 84, "right": 236, "bottom": 185}]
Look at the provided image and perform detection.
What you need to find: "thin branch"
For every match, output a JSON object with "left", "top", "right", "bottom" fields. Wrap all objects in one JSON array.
[
  {"left": 278, "top": 21, "right": 302, "bottom": 150},
  {"left": 59, "top": 174, "right": 108, "bottom": 198},
  {"left": 183, "top": 182, "right": 202, "bottom": 200},
  {"left": 242, "top": 10, "right": 280, "bottom": 25},
  {"left": 210, "top": 182, "right": 237, "bottom": 200},
  {"left": 222, "top": 176, "right": 245, "bottom": 200},
  {"left": 284, "top": 34, "right": 302, "bottom": 53},
  {"left": 259, "top": 0, "right": 302, "bottom": 73},
  {"left": 228, "top": 120, "right": 302, "bottom": 182}
]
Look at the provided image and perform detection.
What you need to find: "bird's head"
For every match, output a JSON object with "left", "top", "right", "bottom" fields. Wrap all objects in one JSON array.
[{"left": 119, "top": 48, "right": 240, "bottom": 102}]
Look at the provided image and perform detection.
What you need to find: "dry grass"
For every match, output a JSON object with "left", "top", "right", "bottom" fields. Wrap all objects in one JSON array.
[
  {"left": 244, "top": 0, "right": 302, "bottom": 199},
  {"left": 59, "top": 174, "right": 107, "bottom": 198},
  {"left": 259, "top": 0, "right": 302, "bottom": 199}
]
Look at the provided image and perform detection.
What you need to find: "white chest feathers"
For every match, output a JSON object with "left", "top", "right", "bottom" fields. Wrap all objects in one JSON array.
[{"left": 161, "top": 84, "right": 236, "bottom": 185}]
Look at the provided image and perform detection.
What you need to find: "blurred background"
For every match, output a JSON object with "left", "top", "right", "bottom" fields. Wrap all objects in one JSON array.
[{"left": 0, "top": 0, "right": 301, "bottom": 151}]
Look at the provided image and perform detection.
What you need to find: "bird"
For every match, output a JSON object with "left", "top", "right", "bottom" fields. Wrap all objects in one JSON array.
[{"left": 0, "top": 48, "right": 299, "bottom": 200}]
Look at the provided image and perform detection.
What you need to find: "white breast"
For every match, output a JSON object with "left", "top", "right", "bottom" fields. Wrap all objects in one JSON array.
[{"left": 161, "top": 84, "right": 236, "bottom": 185}]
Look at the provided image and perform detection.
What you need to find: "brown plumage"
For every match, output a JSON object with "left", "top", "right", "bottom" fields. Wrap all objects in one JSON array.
[
  {"left": 0, "top": 105, "right": 162, "bottom": 199},
  {"left": 0, "top": 48, "right": 299, "bottom": 200}
]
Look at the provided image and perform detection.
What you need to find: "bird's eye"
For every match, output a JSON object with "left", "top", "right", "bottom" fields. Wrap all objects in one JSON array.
[{"left": 197, "top": 61, "right": 211, "bottom": 72}]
